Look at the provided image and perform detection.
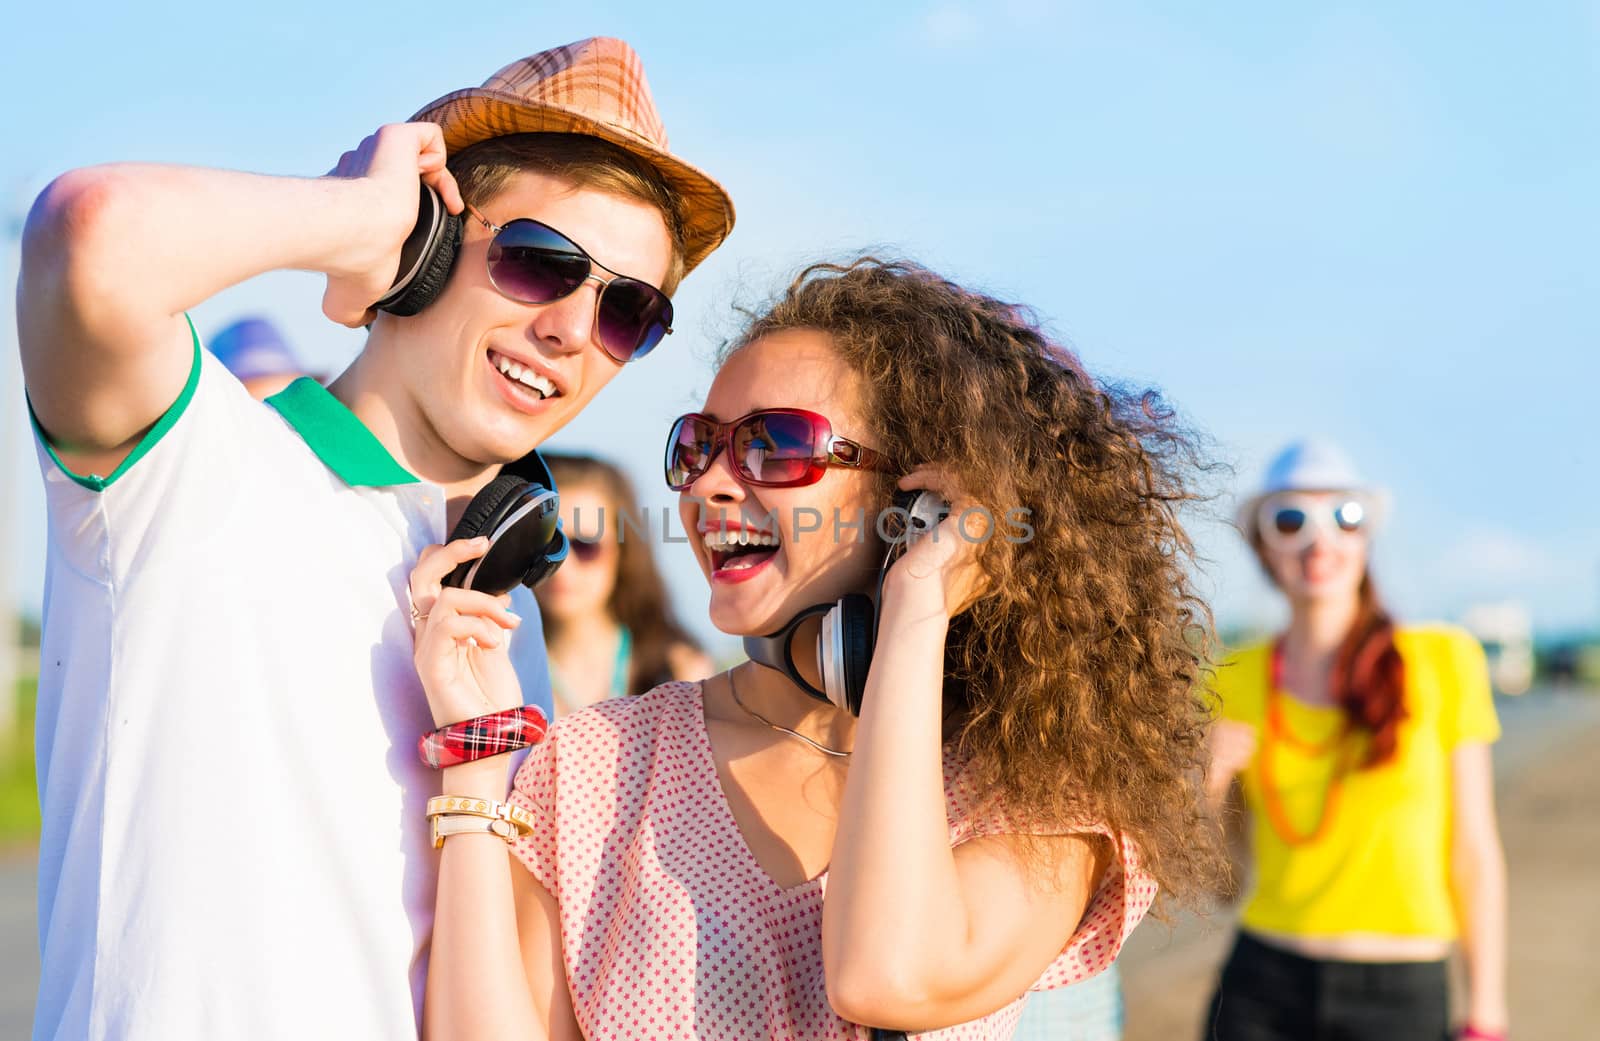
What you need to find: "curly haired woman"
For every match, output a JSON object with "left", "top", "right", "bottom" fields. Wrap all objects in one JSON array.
[{"left": 409, "top": 259, "right": 1223, "bottom": 1039}]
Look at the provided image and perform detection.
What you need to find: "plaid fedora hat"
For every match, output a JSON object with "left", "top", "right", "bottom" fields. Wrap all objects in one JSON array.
[{"left": 411, "top": 37, "right": 734, "bottom": 275}]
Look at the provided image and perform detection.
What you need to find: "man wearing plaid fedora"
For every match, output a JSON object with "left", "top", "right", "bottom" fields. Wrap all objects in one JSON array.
[{"left": 16, "top": 38, "right": 732, "bottom": 1041}]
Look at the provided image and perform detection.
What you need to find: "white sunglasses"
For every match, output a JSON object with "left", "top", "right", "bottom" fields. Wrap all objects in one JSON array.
[{"left": 1256, "top": 493, "right": 1373, "bottom": 552}]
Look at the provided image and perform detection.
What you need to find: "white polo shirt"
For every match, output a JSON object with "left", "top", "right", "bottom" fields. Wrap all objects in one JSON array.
[{"left": 29, "top": 323, "right": 553, "bottom": 1041}]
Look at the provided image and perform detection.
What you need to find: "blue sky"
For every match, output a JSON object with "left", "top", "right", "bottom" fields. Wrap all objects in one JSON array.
[{"left": 3, "top": 1, "right": 1597, "bottom": 654}]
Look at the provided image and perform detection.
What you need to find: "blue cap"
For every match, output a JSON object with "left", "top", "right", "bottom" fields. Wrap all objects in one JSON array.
[{"left": 207, "top": 318, "right": 303, "bottom": 382}]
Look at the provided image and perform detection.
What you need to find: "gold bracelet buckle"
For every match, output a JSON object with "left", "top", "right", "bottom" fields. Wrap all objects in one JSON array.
[
  {"left": 431, "top": 813, "right": 520, "bottom": 849},
  {"left": 426, "top": 796, "right": 535, "bottom": 833}
]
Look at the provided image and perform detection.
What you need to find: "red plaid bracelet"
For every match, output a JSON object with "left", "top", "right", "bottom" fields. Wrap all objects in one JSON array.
[
  {"left": 418, "top": 706, "right": 549, "bottom": 770},
  {"left": 1458, "top": 1029, "right": 1506, "bottom": 1041}
]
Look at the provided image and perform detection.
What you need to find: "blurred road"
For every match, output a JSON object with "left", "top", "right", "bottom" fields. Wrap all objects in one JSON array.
[
  {"left": 0, "top": 853, "right": 35, "bottom": 1039},
  {"left": 1121, "top": 687, "right": 1600, "bottom": 1041}
]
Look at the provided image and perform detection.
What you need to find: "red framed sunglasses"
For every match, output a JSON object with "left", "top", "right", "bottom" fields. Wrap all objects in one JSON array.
[{"left": 664, "top": 408, "right": 897, "bottom": 491}]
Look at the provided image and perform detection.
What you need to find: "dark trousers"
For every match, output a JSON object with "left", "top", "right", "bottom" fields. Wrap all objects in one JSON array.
[{"left": 1202, "top": 932, "right": 1450, "bottom": 1041}]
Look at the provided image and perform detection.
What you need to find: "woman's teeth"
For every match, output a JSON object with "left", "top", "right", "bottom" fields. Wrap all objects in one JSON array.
[
  {"left": 493, "top": 352, "right": 558, "bottom": 399},
  {"left": 701, "top": 530, "right": 780, "bottom": 550},
  {"left": 703, "top": 529, "right": 780, "bottom": 572},
  {"left": 721, "top": 554, "right": 768, "bottom": 571}
]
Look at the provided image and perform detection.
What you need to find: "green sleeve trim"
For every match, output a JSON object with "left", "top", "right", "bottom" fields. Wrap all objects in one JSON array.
[
  {"left": 265, "top": 377, "right": 419, "bottom": 487},
  {"left": 27, "top": 315, "right": 204, "bottom": 493}
]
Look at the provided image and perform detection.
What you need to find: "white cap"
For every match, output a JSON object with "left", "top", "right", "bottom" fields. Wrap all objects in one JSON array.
[{"left": 1235, "top": 438, "right": 1392, "bottom": 540}]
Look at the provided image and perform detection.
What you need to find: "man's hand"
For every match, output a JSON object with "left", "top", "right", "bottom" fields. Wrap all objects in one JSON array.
[{"left": 321, "top": 122, "right": 466, "bottom": 328}]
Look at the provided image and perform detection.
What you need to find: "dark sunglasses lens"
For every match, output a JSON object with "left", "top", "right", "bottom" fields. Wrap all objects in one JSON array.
[
  {"left": 1272, "top": 508, "right": 1308, "bottom": 536},
  {"left": 487, "top": 220, "right": 589, "bottom": 304},
  {"left": 596, "top": 279, "right": 673, "bottom": 363},
  {"left": 1334, "top": 500, "right": 1366, "bottom": 532},
  {"left": 733, "top": 412, "right": 819, "bottom": 485},
  {"left": 666, "top": 416, "right": 716, "bottom": 489},
  {"left": 569, "top": 538, "right": 605, "bottom": 562}
]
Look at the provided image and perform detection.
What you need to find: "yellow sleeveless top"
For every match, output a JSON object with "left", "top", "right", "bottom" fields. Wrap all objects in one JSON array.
[{"left": 1214, "top": 625, "right": 1500, "bottom": 939}]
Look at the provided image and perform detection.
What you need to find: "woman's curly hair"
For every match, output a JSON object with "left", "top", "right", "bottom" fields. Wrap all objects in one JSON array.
[{"left": 729, "top": 258, "right": 1225, "bottom": 905}]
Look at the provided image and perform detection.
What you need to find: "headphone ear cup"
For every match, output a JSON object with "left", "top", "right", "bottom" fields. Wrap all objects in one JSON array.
[
  {"left": 521, "top": 526, "right": 568, "bottom": 590},
  {"left": 448, "top": 474, "right": 531, "bottom": 542},
  {"left": 443, "top": 474, "right": 544, "bottom": 592},
  {"left": 387, "top": 210, "right": 461, "bottom": 317},
  {"left": 378, "top": 185, "right": 464, "bottom": 317},
  {"left": 833, "top": 593, "right": 877, "bottom": 715}
]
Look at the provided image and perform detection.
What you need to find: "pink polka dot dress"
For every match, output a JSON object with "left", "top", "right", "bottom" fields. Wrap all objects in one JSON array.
[{"left": 507, "top": 682, "right": 1156, "bottom": 1040}]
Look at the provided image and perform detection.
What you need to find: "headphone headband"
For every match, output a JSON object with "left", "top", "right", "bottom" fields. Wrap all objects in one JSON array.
[{"left": 743, "top": 604, "right": 834, "bottom": 704}]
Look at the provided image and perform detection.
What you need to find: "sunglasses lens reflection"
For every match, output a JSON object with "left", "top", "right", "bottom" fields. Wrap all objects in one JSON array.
[
  {"left": 1334, "top": 500, "right": 1366, "bottom": 532},
  {"left": 597, "top": 278, "right": 673, "bottom": 363},
  {"left": 733, "top": 412, "right": 818, "bottom": 484},
  {"left": 488, "top": 220, "right": 590, "bottom": 303},
  {"left": 666, "top": 417, "right": 717, "bottom": 489}
]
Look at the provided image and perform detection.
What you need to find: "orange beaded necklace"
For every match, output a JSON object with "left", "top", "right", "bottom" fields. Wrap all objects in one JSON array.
[{"left": 1259, "top": 641, "right": 1359, "bottom": 846}]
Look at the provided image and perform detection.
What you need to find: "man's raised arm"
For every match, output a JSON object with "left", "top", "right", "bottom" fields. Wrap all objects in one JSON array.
[{"left": 16, "top": 122, "right": 462, "bottom": 477}]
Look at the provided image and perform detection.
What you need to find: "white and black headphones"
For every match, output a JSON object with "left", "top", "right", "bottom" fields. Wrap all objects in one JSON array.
[
  {"left": 441, "top": 450, "right": 569, "bottom": 596},
  {"left": 743, "top": 489, "right": 950, "bottom": 715},
  {"left": 372, "top": 183, "right": 463, "bottom": 317}
]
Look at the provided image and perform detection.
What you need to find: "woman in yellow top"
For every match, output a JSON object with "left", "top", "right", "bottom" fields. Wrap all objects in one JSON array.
[{"left": 1205, "top": 439, "right": 1508, "bottom": 1041}]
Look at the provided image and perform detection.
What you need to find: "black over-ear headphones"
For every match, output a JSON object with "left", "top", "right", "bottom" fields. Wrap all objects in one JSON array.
[
  {"left": 373, "top": 183, "right": 463, "bottom": 317},
  {"left": 743, "top": 490, "right": 950, "bottom": 715},
  {"left": 442, "top": 451, "right": 570, "bottom": 595}
]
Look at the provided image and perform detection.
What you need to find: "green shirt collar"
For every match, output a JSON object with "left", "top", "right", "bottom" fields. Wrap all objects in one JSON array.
[{"left": 266, "top": 378, "right": 418, "bottom": 487}]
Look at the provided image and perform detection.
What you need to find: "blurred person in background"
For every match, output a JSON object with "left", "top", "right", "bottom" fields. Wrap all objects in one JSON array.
[
  {"left": 207, "top": 316, "right": 317, "bottom": 399},
  {"left": 1204, "top": 439, "right": 1507, "bottom": 1041},
  {"left": 536, "top": 451, "right": 713, "bottom": 713}
]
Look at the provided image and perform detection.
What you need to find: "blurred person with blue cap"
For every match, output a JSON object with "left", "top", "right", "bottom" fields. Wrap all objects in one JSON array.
[
  {"left": 207, "top": 316, "right": 316, "bottom": 399},
  {"left": 1202, "top": 438, "right": 1508, "bottom": 1041}
]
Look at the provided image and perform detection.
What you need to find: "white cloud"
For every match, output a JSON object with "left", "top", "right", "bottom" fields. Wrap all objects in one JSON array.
[
  {"left": 918, "top": 0, "right": 1070, "bottom": 47},
  {"left": 1413, "top": 527, "right": 1600, "bottom": 633},
  {"left": 1436, "top": 529, "right": 1561, "bottom": 589},
  {"left": 998, "top": 0, "right": 1062, "bottom": 25},
  {"left": 921, "top": 3, "right": 983, "bottom": 47}
]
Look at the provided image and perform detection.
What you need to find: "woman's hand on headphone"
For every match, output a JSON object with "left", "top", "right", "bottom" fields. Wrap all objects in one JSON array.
[
  {"left": 885, "top": 466, "right": 992, "bottom": 621},
  {"left": 321, "top": 122, "right": 465, "bottom": 328},
  {"left": 409, "top": 537, "right": 525, "bottom": 729}
]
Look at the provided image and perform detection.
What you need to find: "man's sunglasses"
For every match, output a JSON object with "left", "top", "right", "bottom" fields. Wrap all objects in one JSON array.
[
  {"left": 468, "top": 206, "right": 673, "bottom": 364},
  {"left": 1257, "top": 493, "right": 1370, "bottom": 552},
  {"left": 664, "top": 408, "right": 896, "bottom": 491}
]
